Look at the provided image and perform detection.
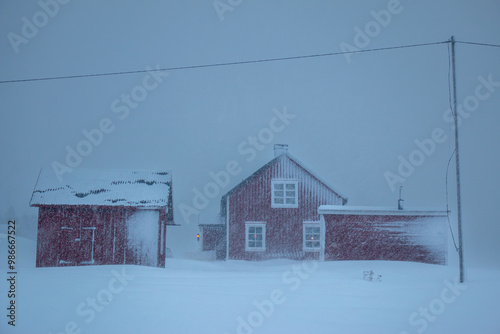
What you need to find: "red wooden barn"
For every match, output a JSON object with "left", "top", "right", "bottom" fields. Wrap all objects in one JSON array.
[
  {"left": 204, "top": 145, "right": 448, "bottom": 264},
  {"left": 30, "top": 168, "right": 174, "bottom": 268}
]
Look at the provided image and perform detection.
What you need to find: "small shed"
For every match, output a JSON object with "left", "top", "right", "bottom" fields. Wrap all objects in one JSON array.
[
  {"left": 318, "top": 206, "right": 448, "bottom": 264},
  {"left": 30, "top": 168, "right": 175, "bottom": 268},
  {"left": 198, "top": 224, "right": 226, "bottom": 260}
]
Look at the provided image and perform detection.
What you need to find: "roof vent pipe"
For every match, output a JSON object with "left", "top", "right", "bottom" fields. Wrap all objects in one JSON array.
[{"left": 398, "top": 186, "right": 404, "bottom": 210}]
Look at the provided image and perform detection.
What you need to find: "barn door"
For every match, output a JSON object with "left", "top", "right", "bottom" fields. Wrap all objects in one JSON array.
[
  {"left": 59, "top": 227, "right": 78, "bottom": 265},
  {"left": 79, "top": 227, "right": 96, "bottom": 264},
  {"left": 59, "top": 226, "right": 96, "bottom": 266}
]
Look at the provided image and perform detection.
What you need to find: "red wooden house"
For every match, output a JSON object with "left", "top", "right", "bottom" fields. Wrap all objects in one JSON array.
[
  {"left": 207, "top": 145, "right": 448, "bottom": 264},
  {"left": 220, "top": 145, "right": 347, "bottom": 261},
  {"left": 30, "top": 168, "right": 174, "bottom": 268}
]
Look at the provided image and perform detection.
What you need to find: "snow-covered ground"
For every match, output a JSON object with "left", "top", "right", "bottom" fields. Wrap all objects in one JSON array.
[{"left": 1, "top": 235, "right": 499, "bottom": 334}]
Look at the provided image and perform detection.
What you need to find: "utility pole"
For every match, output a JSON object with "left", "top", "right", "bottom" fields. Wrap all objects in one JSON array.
[{"left": 450, "top": 36, "right": 465, "bottom": 283}]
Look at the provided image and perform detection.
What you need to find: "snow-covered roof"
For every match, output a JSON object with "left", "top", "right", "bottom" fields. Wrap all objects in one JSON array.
[
  {"left": 318, "top": 205, "right": 448, "bottom": 216},
  {"left": 30, "top": 168, "right": 171, "bottom": 208},
  {"left": 199, "top": 224, "right": 225, "bottom": 230}
]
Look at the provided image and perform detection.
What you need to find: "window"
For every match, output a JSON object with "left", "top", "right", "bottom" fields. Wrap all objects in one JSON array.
[
  {"left": 303, "top": 223, "right": 321, "bottom": 251},
  {"left": 245, "top": 222, "right": 266, "bottom": 251},
  {"left": 271, "top": 180, "right": 298, "bottom": 208}
]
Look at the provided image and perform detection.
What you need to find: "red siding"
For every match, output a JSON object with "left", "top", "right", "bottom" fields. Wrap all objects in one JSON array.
[
  {"left": 201, "top": 226, "right": 225, "bottom": 251},
  {"left": 36, "top": 205, "right": 166, "bottom": 268},
  {"left": 324, "top": 214, "right": 447, "bottom": 264},
  {"left": 227, "top": 156, "right": 343, "bottom": 260}
]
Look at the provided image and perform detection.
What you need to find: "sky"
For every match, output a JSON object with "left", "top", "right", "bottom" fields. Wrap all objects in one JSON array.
[{"left": 0, "top": 0, "right": 499, "bottom": 268}]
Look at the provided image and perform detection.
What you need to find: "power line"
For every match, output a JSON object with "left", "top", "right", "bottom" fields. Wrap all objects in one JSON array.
[
  {"left": 0, "top": 40, "right": 449, "bottom": 84},
  {"left": 456, "top": 40, "right": 500, "bottom": 48},
  {"left": 2, "top": 39, "right": 497, "bottom": 85}
]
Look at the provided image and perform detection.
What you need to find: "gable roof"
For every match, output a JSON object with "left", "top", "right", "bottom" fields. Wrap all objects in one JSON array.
[
  {"left": 221, "top": 152, "right": 347, "bottom": 209},
  {"left": 30, "top": 168, "right": 171, "bottom": 208}
]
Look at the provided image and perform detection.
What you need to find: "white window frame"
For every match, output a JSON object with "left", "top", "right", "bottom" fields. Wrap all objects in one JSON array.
[
  {"left": 271, "top": 180, "right": 299, "bottom": 208},
  {"left": 245, "top": 222, "right": 266, "bottom": 252},
  {"left": 303, "top": 221, "right": 321, "bottom": 251}
]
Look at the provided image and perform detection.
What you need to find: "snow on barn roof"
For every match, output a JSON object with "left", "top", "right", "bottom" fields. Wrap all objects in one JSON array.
[
  {"left": 318, "top": 205, "right": 448, "bottom": 216},
  {"left": 30, "top": 168, "right": 171, "bottom": 208}
]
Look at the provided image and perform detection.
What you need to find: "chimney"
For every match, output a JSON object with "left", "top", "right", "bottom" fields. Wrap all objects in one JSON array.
[{"left": 274, "top": 144, "right": 289, "bottom": 157}]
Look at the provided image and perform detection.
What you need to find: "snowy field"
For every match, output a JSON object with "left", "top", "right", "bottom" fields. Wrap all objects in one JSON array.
[{"left": 1, "top": 235, "right": 499, "bottom": 334}]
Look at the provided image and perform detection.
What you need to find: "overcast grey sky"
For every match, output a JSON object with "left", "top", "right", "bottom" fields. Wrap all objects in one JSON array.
[{"left": 1, "top": 0, "right": 499, "bottom": 268}]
